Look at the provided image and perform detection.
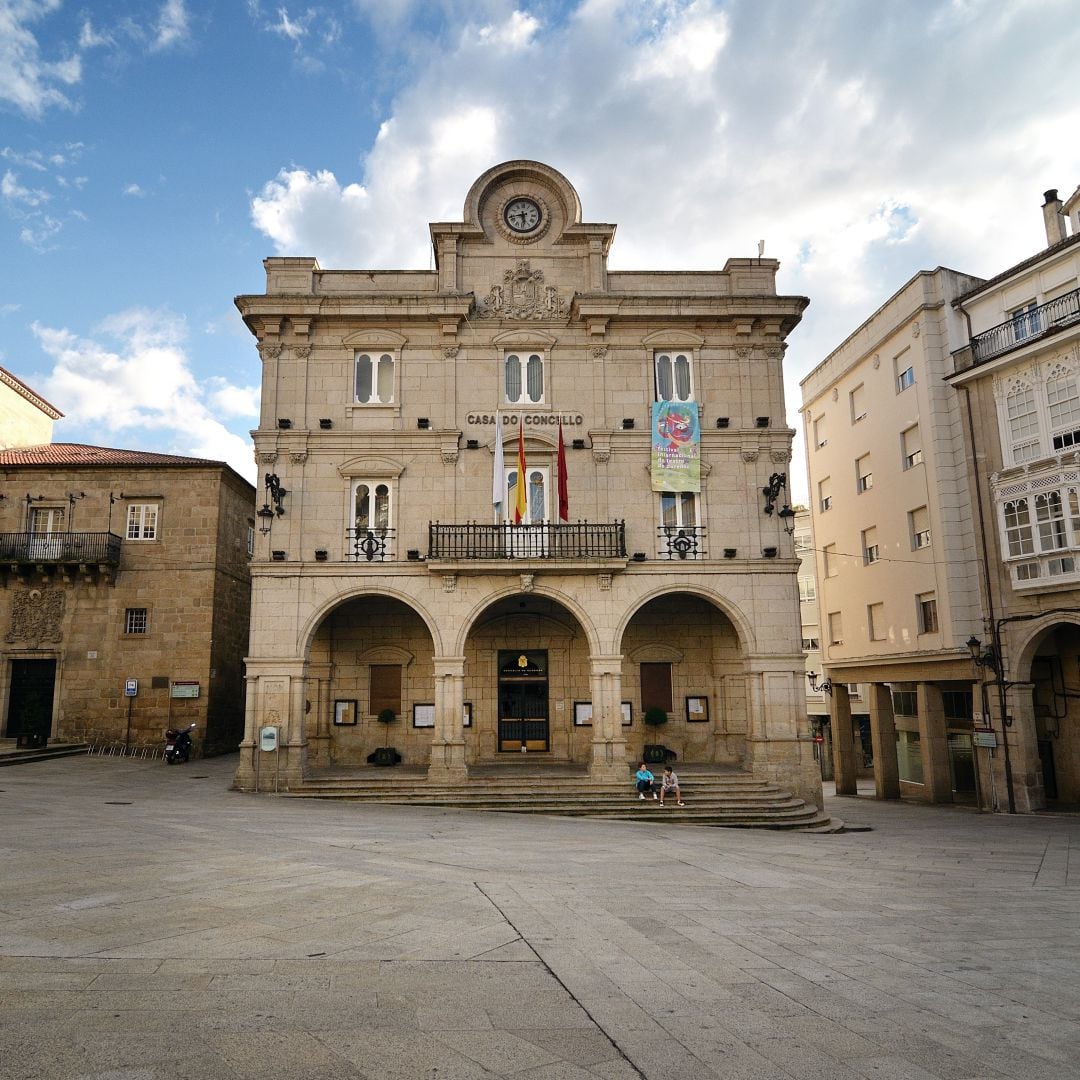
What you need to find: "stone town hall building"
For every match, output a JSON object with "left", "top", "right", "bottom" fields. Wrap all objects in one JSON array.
[{"left": 233, "top": 160, "right": 819, "bottom": 805}]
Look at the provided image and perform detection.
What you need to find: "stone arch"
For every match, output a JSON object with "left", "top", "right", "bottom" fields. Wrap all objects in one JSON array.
[
  {"left": 453, "top": 581, "right": 603, "bottom": 657},
  {"left": 614, "top": 582, "right": 756, "bottom": 655},
  {"left": 298, "top": 585, "right": 445, "bottom": 660},
  {"left": 463, "top": 160, "right": 582, "bottom": 231}
]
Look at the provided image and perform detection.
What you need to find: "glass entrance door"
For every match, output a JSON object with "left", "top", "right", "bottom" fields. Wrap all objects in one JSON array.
[{"left": 498, "top": 650, "right": 549, "bottom": 751}]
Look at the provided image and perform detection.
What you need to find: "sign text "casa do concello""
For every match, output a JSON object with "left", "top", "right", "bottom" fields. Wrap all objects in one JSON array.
[{"left": 466, "top": 412, "right": 584, "bottom": 427}]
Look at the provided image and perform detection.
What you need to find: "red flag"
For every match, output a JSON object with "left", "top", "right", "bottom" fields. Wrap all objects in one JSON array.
[
  {"left": 557, "top": 421, "right": 569, "bottom": 522},
  {"left": 514, "top": 424, "right": 527, "bottom": 524}
]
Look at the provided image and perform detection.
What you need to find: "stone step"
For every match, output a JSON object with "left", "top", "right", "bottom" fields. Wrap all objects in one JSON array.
[{"left": 0, "top": 743, "right": 88, "bottom": 767}]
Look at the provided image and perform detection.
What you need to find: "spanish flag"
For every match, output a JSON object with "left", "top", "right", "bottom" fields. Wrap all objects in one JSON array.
[{"left": 514, "top": 424, "right": 527, "bottom": 524}]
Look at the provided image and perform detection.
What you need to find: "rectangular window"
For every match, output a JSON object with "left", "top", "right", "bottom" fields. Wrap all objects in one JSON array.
[
  {"left": 819, "top": 477, "right": 832, "bottom": 513},
  {"left": 1035, "top": 491, "right": 1066, "bottom": 551},
  {"left": 813, "top": 415, "right": 827, "bottom": 448},
  {"left": 654, "top": 351, "right": 694, "bottom": 403},
  {"left": 369, "top": 664, "right": 402, "bottom": 716},
  {"left": 896, "top": 730, "right": 924, "bottom": 784},
  {"left": 849, "top": 384, "right": 867, "bottom": 423},
  {"left": 506, "top": 351, "right": 545, "bottom": 405},
  {"left": 892, "top": 689, "right": 918, "bottom": 716},
  {"left": 1006, "top": 386, "right": 1041, "bottom": 464},
  {"left": 856, "top": 454, "right": 873, "bottom": 493},
  {"left": 801, "top": 635, "right": 820, "bottom": 651},
  {"left": 1010, "top": 300, "right": 1040, "bottom": 342},
  {"left": 1047, "top": 556, "right": 1076, "bottom": 577},
  {"left": 1047, "top": 374, "right": 1080, "bottom": 432},
  {"left": 798, "top": 577, "right": 816, "bottom": 602},
  {"left": 917, "top": 593, "right": 939, "bottom": 634},
  {"left": 640, "top": 662, "right": 674, "bottom": 714},
  {"left": 124, "top": 608, "right": 148, "bottom": 635},
  {"left": 862, "top": 526, "right": 879, "bottom": 565},
  {"left": 868, "top": 602, "right": 886, "bottom": 641},
  {"left": 660, "top": 491, "right": 697, "bottom": 529},
  {"left": 126, "top": 503, "right": 158, "bottom": 540},
  {"left": 828, "top": 611, "right": 843, "bottom": 646},
  {"left": 895, "top": 349, "right": 915, "bottom": 393},
  {"left": 247, "top": 525, "right": 255, "bottom": 557},
  {"left": 1003, "top": 498, "right": 1035, "bottom": 557},
  {"left": 910, "top": 505, "right": 931, "bottom": 550},
  {"left": 794, "top": 533, "right": 812, "bottom": 555},
  {"left": 1015, "top": 561, "right": 1040, "bottom": 581},
  {"left": 942, "top": 691, "right": 973, "bottom": 722},
  {"left": 823, "top": 543, "right": 837, "bottom": 578},
  {"left": 901, "top": 424, "right": 923, "bottom": 469},
  {"left": 355, "top": 351, "right": 395, "bottom": 404}
]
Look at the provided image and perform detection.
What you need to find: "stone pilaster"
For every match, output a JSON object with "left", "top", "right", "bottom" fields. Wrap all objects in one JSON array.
[
  {"left": 588, "top": 654, "right": 627, "bottom": 781},
  {"left": 867, "top": 683, "right": 900, "bottom": 799},
  {"left": 830, "top": 682, "right": 857, "bottom": 796},
  {"left": 429, "top": 655, "right": 467, "bottom": 782},
  {"left": 917, "top": 682, "right": 952, "bottom": 804}
]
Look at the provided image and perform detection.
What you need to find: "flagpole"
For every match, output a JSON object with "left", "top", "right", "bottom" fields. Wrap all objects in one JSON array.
[
  {"left": 492, "top": 412, "right": 505, "bottom": 523},
  {"left": 557, "top": 420, "right": 569, "bottom": 523}
]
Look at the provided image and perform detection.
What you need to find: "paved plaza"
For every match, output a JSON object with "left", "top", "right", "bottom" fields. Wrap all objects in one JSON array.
[{"left": 1, "top": 756, "right": 1079, "bottom": 1080}]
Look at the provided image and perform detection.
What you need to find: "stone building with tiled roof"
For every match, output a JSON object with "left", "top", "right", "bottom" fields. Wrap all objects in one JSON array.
[
  {"left": 0, "top": 365, "right": 63, "bottom": 450},
  {"left": 0, "top": 439, "right": 256, "bottom": 754}
]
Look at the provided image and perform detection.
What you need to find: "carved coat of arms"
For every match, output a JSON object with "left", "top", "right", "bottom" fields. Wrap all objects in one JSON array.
[
  {"left": 473, "top": 260, "right": 569, "bottom": 320},
  {"left": 6, "top": 588, "right": 65, "bottom": 646}
]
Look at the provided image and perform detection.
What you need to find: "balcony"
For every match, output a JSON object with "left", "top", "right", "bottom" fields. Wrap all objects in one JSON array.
[
  {"left": 346, "top": 528, "right": 396, "bottom": 562},
  {"left": 656, "top": 525, "right": 707, "bottom": 560},
  {"left": 0, "top": 531, "right": 122, "bottom": 582},
  {"left": 428, "top": 522, "right": 626, "bottom": 566},
  {"left": 970, "top": 285, "right": 1080, "bottom": 364}
]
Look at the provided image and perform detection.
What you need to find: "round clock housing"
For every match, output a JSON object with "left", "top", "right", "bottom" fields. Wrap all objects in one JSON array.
[{"left": 503, "top": 197, "right": 542, "bottom": 234}]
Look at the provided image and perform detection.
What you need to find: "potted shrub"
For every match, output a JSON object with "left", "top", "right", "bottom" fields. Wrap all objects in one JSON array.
[
  {"left": 372, "top": 708, "right": 400, "bottom": 766},
  {"left": 643, "top": 707, "right": 669, "bottom": 763}
]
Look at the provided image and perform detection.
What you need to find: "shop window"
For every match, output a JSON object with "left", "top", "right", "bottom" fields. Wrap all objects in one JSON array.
[{"left": 896, "top": 730, "right": 924, "bottom": 784}]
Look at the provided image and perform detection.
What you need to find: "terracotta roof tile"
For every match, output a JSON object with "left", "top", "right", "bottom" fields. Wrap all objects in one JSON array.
[{"left": 0, "top": 443, "right": 227, "bottom": 468}]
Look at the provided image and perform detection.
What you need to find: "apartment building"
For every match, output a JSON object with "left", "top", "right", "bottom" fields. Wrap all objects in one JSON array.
[
  {"left": 801, "top": 268, "right": 987, "bottom": 804},
  {"left": 232, "top": 160, "right": 821, "bottom": 805},
  {"left": 947, "top": 186, "right": 1080, "bottom": 811},
  {"left": 1, "top": 365, "right": 61, "bottom": 450}
]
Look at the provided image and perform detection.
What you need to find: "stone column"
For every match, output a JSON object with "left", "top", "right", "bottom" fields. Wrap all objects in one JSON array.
[
  {"left": 1002, "top": 684, "right": 1044, "bottom": 812},
  {"left": 233, "top": 674, "right": 259, "bottom": 790},
  {"left": 867, "top": 683, "right": 899, "bottom": 800},
  {"left": 830, "top": 682, "right": 858, "bottom": 796},
  {"left": 917, "top": 682, "right": 952, "bottom": 804},
  {"left": 588, "top": 654, "right": 627, "bottom": 781},
  {"left": 429, "top": 655, "right": 467, "bottom": 783}
]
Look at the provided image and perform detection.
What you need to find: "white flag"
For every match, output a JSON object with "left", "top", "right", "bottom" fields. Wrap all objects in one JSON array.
[{"left": 492, "top": 413, "right": 505, "bottom": 514}]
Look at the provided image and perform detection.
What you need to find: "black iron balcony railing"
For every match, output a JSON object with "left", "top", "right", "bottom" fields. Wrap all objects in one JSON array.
[
  {"left": 0, "top": 531, "right": 122, "bottom": 565},
  {"left": 346, "top": 527, "right": 396, "bottom": 562},
  {"left": 657, "top": 525, "right": 707, "bottom": 560},
  {"left": 429, "top": 521, "right": 626, "bottom": 560},
  {"left": 971, "top": 285, "right": 1080, "bottom": 363}
]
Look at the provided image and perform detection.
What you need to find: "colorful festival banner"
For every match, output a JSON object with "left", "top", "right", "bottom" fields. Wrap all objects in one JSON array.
[{"left": 651, "top": 401, "right": 700, "bottom": 492}]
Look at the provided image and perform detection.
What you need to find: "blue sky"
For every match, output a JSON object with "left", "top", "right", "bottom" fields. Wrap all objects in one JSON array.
[{"left": 2, "top": 0, "right": 1079, "bottom": 494}]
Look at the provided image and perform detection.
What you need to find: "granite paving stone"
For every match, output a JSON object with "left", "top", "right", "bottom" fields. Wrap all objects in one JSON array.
[{"left": 2, "top": 757, "right": 1080, "bottom": 1079}]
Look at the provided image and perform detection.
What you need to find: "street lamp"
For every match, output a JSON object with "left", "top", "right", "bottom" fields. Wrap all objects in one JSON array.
[
  {"left": 807, "top": 671, "right": 833, "bottom": 695},
  {"left": 966, "top": 635, "right": 999, "bottom": 675}
]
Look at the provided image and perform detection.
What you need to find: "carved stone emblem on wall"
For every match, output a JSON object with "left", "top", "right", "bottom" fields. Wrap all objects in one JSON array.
[
  {"left": 293, "top": 345, "right": 312, "bottom": 360},
  {"left": 597, "top": 574, "right": 612, "bottom": 591},
  {"left": 771, "top": 450, "right": 792, "bottom": 463},
  {"left": 7, "top": 588, "right": 65, "bottom": 646},
  {"left": 520, "top": 574, "right": 535, "bottom": 592},
  {"left": 741, "top": 449, "right": 759, "bottom": 462},
  {"left": 443, "top": 345, "right": 460, "bottom": 359},
  {"left": 258, "top": 343, "right": 282, "bottom": 361},
  {"left": 289, "top": 451, "right": 307, "bottom": 464},
  {"left": 441, "top": 449, "right": 459, "bottom": 465},
  {"left": 592, "top": 448, "right": 610, "bottom": 464},
  {"left": 257, "top": 452, "right": 278, "bottom": 465},
  {"left": 590, "top": 345, "right": 608, "bottom": 360},
  {"left": 872, "top": 353, "right": 881, "bottom": 369},
  {"left": 473, "top": 260, "right": 569, "bottom": 320},
  {"left": 912, "top": 322, "right": 921, "bottom": 339},
  {"left": 443, "top": 574, "right": 457, "bottom": 594},
  {"left": 766, "top": 346, "right": 783, "bottom": 360},
  {"left": 734, "top": 346, "right": 752, "bottom": 360}
]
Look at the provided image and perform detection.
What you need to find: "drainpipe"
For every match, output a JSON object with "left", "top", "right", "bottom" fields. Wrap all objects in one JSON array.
[{"left": 961, "top": 384, "right": 1016, "bottom": 813}]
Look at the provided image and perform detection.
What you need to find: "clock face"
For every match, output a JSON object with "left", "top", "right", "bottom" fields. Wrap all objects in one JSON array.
[{"left": 504, "top": 197, "right": 541, "bottom": 233}]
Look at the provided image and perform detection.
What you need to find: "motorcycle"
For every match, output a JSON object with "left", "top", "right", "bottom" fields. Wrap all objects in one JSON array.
[{"left": 164, "top": 723, "right": 196, "bottom": 764}]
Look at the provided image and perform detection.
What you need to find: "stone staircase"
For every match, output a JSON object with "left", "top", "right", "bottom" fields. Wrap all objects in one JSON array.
[
  {"left": 0, "top": 739, "right": 88, "bottom": 767},
  {"left": 285, "top": 764, "right": 840, "bottom": 831}
]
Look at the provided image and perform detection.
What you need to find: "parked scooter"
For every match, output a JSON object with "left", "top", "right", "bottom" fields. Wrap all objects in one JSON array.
[{"left": 164, "top": 723, "right": 196, "bottom": 764}]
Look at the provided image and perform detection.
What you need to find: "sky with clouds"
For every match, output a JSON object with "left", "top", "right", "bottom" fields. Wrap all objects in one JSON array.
[{"left": 1, "top": 0, "right": 1078, "bottom": 492}]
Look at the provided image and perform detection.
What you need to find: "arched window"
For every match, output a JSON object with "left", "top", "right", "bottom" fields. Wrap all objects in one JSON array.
[
  {"left": 1035, "top": 491, "right": 1066, "bottom": 550},
  {"left": 355, "top": 353, "right": 395, "bottom": 404},
  {"left": 354, "top": 482, "right": 391, "bottom": 532},
  {"left": 654, "top": 352, "right": 694, "bottom": 403},
  {"left": 1003, "top": 499, "right": 1034, "bottom": 556},
  {"left": 504, "top": 353, "right": 544, "bottom": 404}
]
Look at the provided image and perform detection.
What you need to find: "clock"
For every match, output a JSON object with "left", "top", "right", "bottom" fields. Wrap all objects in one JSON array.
[{"left": 503, "top": 197, "right": 541, "bottom": 233}]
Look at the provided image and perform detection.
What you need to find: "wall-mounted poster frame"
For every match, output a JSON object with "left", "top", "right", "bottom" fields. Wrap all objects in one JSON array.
[
  {"left": 686, "top": 696, "right": 709, "bottom": 723},
  {"left": 334, "top": 699, "right": 357, "bottom": 726},
  {"left": 621, "top": 701, "right": 633, "bottom": 726},
  {"left": 573, "top": 701, "right": 592, "bottom": 726},
  {"left": 463, "top": 702, "right": 473, "bottom": 728},
  {"left": 412, "top": 703, "right": 435, "bottom": 728}
]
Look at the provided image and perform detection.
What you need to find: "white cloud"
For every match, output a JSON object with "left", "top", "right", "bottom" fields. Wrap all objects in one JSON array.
[
  {"left": 152, "top": 0, "right": 190, "bottom": 51},
  {"left": 477, "top": 10, "right": 540, "bottom": 49},
  {"left": 34, "top": 308, "right": 256, "bottom": 480},
  {"left": 271, "top": 7, "right": 310, "bottom": 42},
  {"left": 0, "top": 0, "right": 82, "bottom": 119},
  {"left": 123, "top": 182, "right": 145, "bottom": 197},
  {"left": 2, "top": 169, "right": 51, "bottom": 207},
  {"left": 78, "top": 18, "right": 113, "bottom": 49}
]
